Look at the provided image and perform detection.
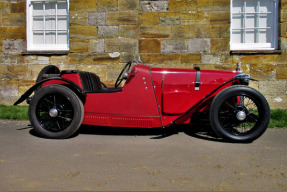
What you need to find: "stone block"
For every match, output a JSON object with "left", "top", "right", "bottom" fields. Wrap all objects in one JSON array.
[
  {"left": 0, "top": 2, "right": 10, "bottom": 14},
  {"left": 171, "top": 25, "right": 196, "bottom": 39},
  {"left": 140, "top": 1, "right": 169, "bottom": 12},
  {"left": 140, "top": 26, "right": 171, "bottom": 38},
  {"left": 119, "top": 25, "right": 139, "bottom": 38},
  {"left": 259, "top": 80, "right": 287, "bottom": 96},
  {"left": 70, "top": 40, "right": 89, "bottom": 53},
  {"left": 281, "top": 0, "right": 287, "bottom": 9},
  {"left": 0, "top": 27, "right": 26, "bottom": 40},
  {"left": 139, "top": 12, "right": 159, "bottom": 25},
  {"left": 70, "top": 0, "right": 97, "bottom": 12},
  {"left": 89, "top": 39, "right": 105, "bottom": 53},
  {"left": 159, "top": 12, "right": 180, "bottom": 25},
  {"left": 280, "top": 37, "right": 287, "bottom": 51},
  {"left": 0, "top": 40, "right": 2, "bottom": 53},
  {"left": 97, "top": 26, "right": 119, "bottom": 38},
  {"left": 3, "top": 39, "right": 23, "bottom": 54},
  {"left": 188, "top": 38, "right": 210, "bottom": 53},
  {"left": 276, "top": 64, "right": 287, "bottom": 80},
  {"left": 220, "top": 54, "right": 239, "bottom": 64},
  {"left": 197, "top": 24, "right": 230, "bottom": 38},
  {"left": 37, "top": 56, "right": 50, "bottom": 65},
  {"left": 119, "top": 0, "right": 139, "bottom": 10},
  {"left": 49, "top": 55, "right": 69, "bottom": 65},
  {"left": 88, "top": 12, "right": 106, "bottom": 26},
  {"left": 106, "top": 11, "right": 138, "bottom": 25},
  {"left": 162, "top": 39, "right": 188, "bottom": 53},
  {"left": 141, "top": 53, "right": 180, "bottom": 64},
  {"left": 69, "top": 53, "right": 93, "bottom": 65},
  {"left": 70, "top": 12, "right": 88, "bottom": 26},
  {"left": 279, "top": 23, "right": 287, "bottom": 38},
  {"left": 250, "top": 64, "right": 276, "bottom": 80},
  {"left": 209, "top": 11, "right": 230, "bottom": 24},
  {"left": 201, "top": 54, "right": 220, "bottom": 64},
  {"left": 2, "top": 13, "right": 25, "bottom": 26},
  {"left": 139, "top": 39, "right": 161, "bottom": 53},
  {"left": 11, "top": 2, "right": 25, "bottom": 14},
  {"left": 169, "top": 0, "right": 197, "bottom": 11},
  {"left": 76, "top": 64, "right": 107, "bottom": 81},
  {"left": 181, "top": 53, "right": 201, "bottom": 64},
  {"left": 120, "top": 53, "right": 134, "bottom": 63},
  {"left": 70, "top": 26, "right": 97, "bottom": 39},
  {"left": 180, "top": 12, "right": 209, "bottom": 25},
  {"left": 0, "top": 80, "right": 19, "bottom": 100},
  {"left": 241, "top": 55, "right": 265, "bottom": 64},
  {"left": 93, "top": 53, "right": 120, "bottom": 64},
  {"left": 97, "top": 0, "right": 118, "bottom": 11},
  {"left": 6, "top": 65, "right": 29, "bottom": 81},
  {"left": 0, "top": 55, "right": 17, "bottom": 65},
  {"left": 280, "top": 10, "right": 287, "bottom": 23},
  {"left": 211, "top": 38, "right": 229, "bottom": 53},
  {"left": 198, "top": 0, "right": 230, "bottom": 11},
  {"left": 264, "top": 95, "right": 287, "bottom": 109},
  {"left": 105, "top": 38, "right": 138, "bottom": 53}
]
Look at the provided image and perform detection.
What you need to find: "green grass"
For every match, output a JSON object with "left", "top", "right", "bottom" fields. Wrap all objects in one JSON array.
[
  {"left": 0, "top": 105, "right": 286, "bottom": 128},
  {"left": 268, "top": 109, "right": 287, "bottom": 128},
  {"left": 0, "top": 104, "right": 29, "bottom": 120}
]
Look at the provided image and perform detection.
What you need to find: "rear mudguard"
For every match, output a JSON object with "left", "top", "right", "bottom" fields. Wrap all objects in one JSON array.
[{"left": 13, "top": 77, "right": 86, "bottom": 105}]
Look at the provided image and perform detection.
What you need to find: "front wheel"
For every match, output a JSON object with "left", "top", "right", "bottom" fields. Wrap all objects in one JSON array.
[
  {"left": 29, "top": 85, "right": 84, "bottom": 139},
  {"left": 210, "top": 85, "right": 270, "bottom": 142}
]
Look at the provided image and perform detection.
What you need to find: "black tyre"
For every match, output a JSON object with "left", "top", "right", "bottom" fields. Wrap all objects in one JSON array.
[
  {"left": 36, "top": 65, "right": 60, "bottom": 83},
  {"left": 29, "top": 85, "right": 84, "bottom": 139},
  {"left": 210, "top": 85, "right": 270, "bottom": 142}
]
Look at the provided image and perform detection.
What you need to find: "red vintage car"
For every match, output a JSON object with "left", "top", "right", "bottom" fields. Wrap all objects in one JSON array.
[{"left": 14, "top": 61, "right": 270, "bottom": 142}]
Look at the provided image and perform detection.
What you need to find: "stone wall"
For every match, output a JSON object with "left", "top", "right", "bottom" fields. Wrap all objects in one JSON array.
[{"left": 0, "top": 0, "right": 287, "bottom": 108}]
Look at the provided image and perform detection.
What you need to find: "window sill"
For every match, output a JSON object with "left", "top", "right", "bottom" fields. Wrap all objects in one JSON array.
[
  {"left": 230, "top": 50, "right": 282, "bottom": 55},
  {"left": 22, "top": 51, "right": 69, "bottom": 56}
]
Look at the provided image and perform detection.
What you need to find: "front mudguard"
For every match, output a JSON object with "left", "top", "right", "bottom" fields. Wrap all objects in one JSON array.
[{"left": 14, "top": 77, "right": 86, "bottom": 105}]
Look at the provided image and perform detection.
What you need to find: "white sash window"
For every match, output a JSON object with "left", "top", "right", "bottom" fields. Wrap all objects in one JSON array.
[
  {"left": 27, "top": 0, "right": 69, "bottom": 51},
  {"left": 230, "top": 0, "right": 278, "bottom": 50}
]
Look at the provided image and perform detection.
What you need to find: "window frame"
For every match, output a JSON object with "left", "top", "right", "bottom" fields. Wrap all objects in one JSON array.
[
  {"left": 26, "top": 0, "right": 70, "bottom": 51},
  {"left": 230, "top": 0, "right": 279, "bottom": 51}
]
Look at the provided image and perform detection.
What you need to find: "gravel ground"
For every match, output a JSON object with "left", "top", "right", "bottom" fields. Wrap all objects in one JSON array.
[{"left": 0, "top": 120, "right": 286, "bottom": 191}]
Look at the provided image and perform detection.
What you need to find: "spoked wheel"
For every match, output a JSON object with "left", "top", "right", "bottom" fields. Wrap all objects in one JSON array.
[
  {"left": 29, "top": 85, "right": 84, "bottom": 139},
  {"left": 210, "top": 85, "right": 270, "bottom": 142}
]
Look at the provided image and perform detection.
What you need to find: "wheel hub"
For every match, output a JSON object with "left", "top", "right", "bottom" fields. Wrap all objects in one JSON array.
[
  {"left": 49, "top": 108, "right": 58, "bottom": 117},
  {"left": 236, "top": 111, "right": 246, "bottom": 121}
]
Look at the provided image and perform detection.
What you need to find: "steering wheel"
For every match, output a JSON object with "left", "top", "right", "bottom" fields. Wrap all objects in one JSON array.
[{"left": 115, "top": 61, "right": 132, "bottom": 88}]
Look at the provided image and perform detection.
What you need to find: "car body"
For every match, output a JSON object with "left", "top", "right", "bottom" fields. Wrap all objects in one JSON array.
[{"left": 14, "top": 62, "right": 270, "bottom": 142}]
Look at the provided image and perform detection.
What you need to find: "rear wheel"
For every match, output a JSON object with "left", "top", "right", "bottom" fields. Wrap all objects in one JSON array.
[
  {"left": 210, "top": 85, "right": 270, "bottom": 142},
  {"left": 29, "top": 85, "right": 84, "bottom": 139}
]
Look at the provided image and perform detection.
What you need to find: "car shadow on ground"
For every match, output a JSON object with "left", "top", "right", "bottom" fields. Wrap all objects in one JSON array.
[{"left": 26, "top": 123, "right": 239, "bottom": 143}]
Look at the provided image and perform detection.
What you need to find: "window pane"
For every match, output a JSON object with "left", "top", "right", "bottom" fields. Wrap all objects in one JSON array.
[
  {"left": 57, "top": 32, "right": 68, "bottom": 44},
  {"left": 57, "top": 2, "right": 67, "bottom": 15},
  {"left": 45, "top": 17, "right": 56, "bottom": 30},
  {"left": 33, "top": 31, "right": 44, "bottom": 44},
  {"left": 232, "top": 15, "right": 243, "bottom": 28},
  {"left": 245, "top": 29, "right": 256, "bottom": 43},
  {"left": 46, "top": 31, "right": 56, "bottom": 44},
  {"left": 45, "top": 2, "right": 56, "bottom": 16},
  {"left": 259, "top": 13, "right": 272, "bottom": 28},
  {"left": 33, "top": 2, "right": 43, "bottom": 16},
  {"left": 33, "top": 17, "right": 44, "bottom": 30},
  {"left": 246, "top": 0, "right": 257, "bottom": 13},
  {"left": 246, "top": 14, "right": 256, "bottom": 28},
  {"left": 232, "top": 30, "right": 243, "bottom": 43},
  {"left": 259, "top": 29, "right": 271, "bottom": 43},
  {"left": 260, "top": 0, "right": 272, "bottom": 12},
  {"left": 232, "top": 0, "right": 243, "bottom": 13},
  {"left": 57, "top": 16, "right": 67, "bottom": 30}
]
